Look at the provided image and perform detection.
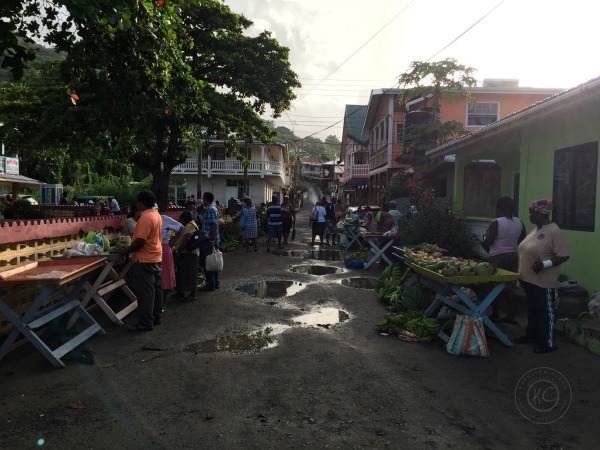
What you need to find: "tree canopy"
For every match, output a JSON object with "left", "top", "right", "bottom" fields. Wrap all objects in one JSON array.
[
  {"left": 1, "top": 0, "right": 300, "bottom": 209},
  {"left": 397, "top": 58, "right": 478, "bottom": 157}
]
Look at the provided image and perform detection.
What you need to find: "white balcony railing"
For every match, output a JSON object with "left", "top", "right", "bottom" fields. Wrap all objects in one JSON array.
[{"left": 172, "top": 158, "right": 286, "bottom": 179}]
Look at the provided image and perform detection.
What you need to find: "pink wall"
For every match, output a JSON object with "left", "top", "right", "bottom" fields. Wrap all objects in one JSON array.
[{"left": 440, "top": 92, "right": 555, "bottom": 130}]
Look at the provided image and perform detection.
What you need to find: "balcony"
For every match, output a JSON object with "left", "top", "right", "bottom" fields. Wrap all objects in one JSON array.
[
  {"left": 340, "top": 164, "right": 369, "bottom": 185},
  {"left": 172, "top": 158, "right": 286, "bottom": 179}
]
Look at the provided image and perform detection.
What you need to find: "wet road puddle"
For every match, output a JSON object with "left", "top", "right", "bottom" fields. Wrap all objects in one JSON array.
[
  {"left": 292, "top": 307, "right": 350, "bottom": 329},
  {"left": 290, "top": 265, "right": 342, "bottom": 275},
  {"left": 184, "top": 308, "right": 350, "bottom": 354},
  {"left": 184, "top": 325, "right": 289, "bottom": 354},
  {"left": 276, "top": 250, "right": 343, "bottom": 261},
  {"left": 237, "top": 281, "right": 306, "bottom": 298},
  {"left": 338, "top": 277, "right": 377, "bottom": 289}
]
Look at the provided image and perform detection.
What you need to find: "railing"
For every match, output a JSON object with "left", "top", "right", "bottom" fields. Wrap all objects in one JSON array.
[{"left": 172, "top": 159, "right": 283, "bottom": 177}]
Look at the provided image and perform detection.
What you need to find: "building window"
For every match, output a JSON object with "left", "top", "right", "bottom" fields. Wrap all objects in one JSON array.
[
  {"left": 553, "top": 141, "right": 598, "bottom": 231},
  {"left": 395, "top": 122, "right": 405, "bottom": 144},
  {"left": 466, "top": 102, "right": 499, "bottom": 127},
  {"left": 211, "top": 147, "right": 226, "bottom": 160}
]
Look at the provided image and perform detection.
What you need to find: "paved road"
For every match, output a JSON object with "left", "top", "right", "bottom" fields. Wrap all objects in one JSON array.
[{"left": 1, "top": 193, "right": 599, "bottom": 448}]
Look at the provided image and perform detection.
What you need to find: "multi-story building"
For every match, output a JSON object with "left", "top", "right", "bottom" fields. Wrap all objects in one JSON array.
[
  {"left": 360, "top": 80, "right": 563, "bottom": 204},
  {"left": 170, "top": 141, "right": 290, "bottom": 206},
  {"left": 339, "top": 105, "right": 369, "bottom": 205}
]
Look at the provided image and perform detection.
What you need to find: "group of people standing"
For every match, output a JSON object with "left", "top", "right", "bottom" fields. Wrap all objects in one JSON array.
[
  {"left": 482, "top": 196, "right": 569, "bottom": 354},
  {"left": 310, "top": 196, "right": 344, "bottom": 245},
  {"left": 118, "top": 190, "right": 221, "bottom": 331}
]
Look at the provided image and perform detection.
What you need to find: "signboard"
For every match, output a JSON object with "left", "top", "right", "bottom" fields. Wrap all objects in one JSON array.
[{"left": 5, "top": 157, "right": 19, "bottom": 174}]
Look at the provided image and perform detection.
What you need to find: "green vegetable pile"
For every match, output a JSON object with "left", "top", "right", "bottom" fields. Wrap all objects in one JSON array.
[
  {"left": 109, "top": 239, "right": 128, "bottom": 254},
  {"left": 344, "top": 250, "right": 369, "bottom": 263},
  {"left": 220, "top": 236, "right": 240, "bottom": 252},
  {"left": 376, "top": 312, "right": 440, "bottom": 338}
]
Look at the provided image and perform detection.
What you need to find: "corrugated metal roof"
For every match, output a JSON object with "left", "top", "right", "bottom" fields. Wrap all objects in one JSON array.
[
  {"left": 0, "top": 173, "right": 43, "bottom": 186},
  {"left": 344, "top": 105, "right": 368, "bottom": 144}
]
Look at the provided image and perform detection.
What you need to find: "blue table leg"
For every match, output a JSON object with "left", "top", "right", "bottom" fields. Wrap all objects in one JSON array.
[{"left": 363, "top": 239, "right": 394, "bottom": 269}]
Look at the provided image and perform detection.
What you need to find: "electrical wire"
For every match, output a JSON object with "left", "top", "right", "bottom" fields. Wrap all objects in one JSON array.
[
  {"left": 292, "top": 0, "right": 417, "bottom": 106},
  {"left": 288, "top": 0, "right": 507, "bottom": 143}
]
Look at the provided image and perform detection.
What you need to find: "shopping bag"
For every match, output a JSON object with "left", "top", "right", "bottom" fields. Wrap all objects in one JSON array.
[
  {"left": 206, "top": 249, "right": 224, "bottom": 271},
  {"left": 445, "top": 314, "right": 490, "bottom": 357}
]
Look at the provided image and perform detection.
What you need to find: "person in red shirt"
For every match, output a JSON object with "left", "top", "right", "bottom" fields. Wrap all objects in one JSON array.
[{"left": 118, "top": 190, "right": 163, "bottom": 331}]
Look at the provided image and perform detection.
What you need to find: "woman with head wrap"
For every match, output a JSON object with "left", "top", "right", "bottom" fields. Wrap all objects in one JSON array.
[{"left": 516, "top": 199, "right": 569, "bottom": 353}]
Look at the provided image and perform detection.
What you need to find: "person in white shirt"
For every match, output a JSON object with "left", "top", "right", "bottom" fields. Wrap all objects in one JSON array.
[
  {"left": 310, "top": 198, "right": 327, "bottom": 245},
  {"left": 109, "top": 197, "right": 121, "bottom": 214}
]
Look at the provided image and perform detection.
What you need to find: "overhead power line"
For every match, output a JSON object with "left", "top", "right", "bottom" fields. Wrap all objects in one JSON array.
[
  {"left": 289, "top": 0, "right": 507, "bottom": 143},
  {"left": 293, "top": 0, "right": 417, "bottom": 106}
]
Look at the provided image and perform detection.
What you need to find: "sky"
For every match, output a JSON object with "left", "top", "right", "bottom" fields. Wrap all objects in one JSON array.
[{"left": 224, "top": 0, "right": 600, "bottom": 142}]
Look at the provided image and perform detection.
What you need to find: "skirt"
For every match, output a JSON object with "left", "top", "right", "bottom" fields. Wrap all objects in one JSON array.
[
  {"left": 312, "top": 221, "right": 326, "bottom": 236},
  {"left": 161, "top": 243, "right": 176, "bottom": 290},
  {"left": 176, "top": 252, "right": 200, "bottom": 292}
]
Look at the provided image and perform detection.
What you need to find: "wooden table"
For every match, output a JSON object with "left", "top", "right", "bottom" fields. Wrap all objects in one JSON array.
[
  {"left": 0, "top": 258, "right": 107, "bottom": 368},
  {"left": 394, "top": 253, "right": 518, "bottom": 347},
  {"left": 343, "top": 223, "right": 364, "bottom": 250},
  {"left": 362, "top": 235, "right": 396, "bottom": 269},
  {"left": 66, "top": 255, "right": 137, "bottom": 329}
]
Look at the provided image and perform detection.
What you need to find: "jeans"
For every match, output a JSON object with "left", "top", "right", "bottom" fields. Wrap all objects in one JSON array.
[
  {"left": 132, "top": 262, "right": 163, "bottom": 327},
  {"left": 201, "top": 246, "right": 220, "bottom": 290}
]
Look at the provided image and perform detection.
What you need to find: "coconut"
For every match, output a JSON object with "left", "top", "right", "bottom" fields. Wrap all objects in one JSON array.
[{"left": 475, "top": 262, "right": 494, "bottom": 276}]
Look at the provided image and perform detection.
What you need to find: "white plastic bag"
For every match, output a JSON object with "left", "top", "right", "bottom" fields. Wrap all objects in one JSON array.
[
  {"left": 206, "top": 249, "right": 224, "bottom": 271},
  {"left": 446, "top": 315, "right": 490, "bottom": 357},
  {"left": 68, "top": 242, "right": 104, "bottom": 256}
]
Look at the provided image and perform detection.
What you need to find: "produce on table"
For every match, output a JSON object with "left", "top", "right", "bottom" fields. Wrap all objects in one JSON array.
[
  {"left": 109, "top": 239, "right": 129, "bottom": 254},
  {"left": 403, "top": 247, "right": 497, "bottom": 278}
]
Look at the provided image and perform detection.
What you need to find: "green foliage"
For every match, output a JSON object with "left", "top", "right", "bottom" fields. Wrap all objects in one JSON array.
[
  {"left": 398, "top": 197, "right": 477, "bottom": 258},
  {"left": 382, "top": 171, "right": 412, "bottom": 201},
  {"left": 398, "top": 58, "right": 477, "bottom": 155}
]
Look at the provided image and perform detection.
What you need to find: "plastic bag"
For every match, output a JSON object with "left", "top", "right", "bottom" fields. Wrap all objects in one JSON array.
[
  {"left": 446, "top": 315, "right": 490, "bottom": 357},
  {"left": 206, "top": 249, "right": 224, "bottom": 271},
  {"left": 85, "top": 230, "right": 97, "bottom": 244},
  {"left": 66, "top": 242, "right": 104, "bottom": 257},
  {"left": 588, "top": 292, "right": 600, "bottom": 319}
]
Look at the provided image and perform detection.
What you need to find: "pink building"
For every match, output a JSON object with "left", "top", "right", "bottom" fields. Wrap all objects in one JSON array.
[{"left": 359, "top": 79, "right": 562, "bottom": 204}]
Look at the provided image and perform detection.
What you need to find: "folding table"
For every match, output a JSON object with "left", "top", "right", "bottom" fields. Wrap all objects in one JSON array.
[
  {"left": 362, "top": 235, "right": 395, "bottom": 269},
  {"left": 0, "top": 258, "right": 107, "bottom": 368},
  {"left": 343, "top": 224, "right": 364, "bottom": 250},
  {"left": 66, "top": 255, "right": 137, "bottom": 329},
  {"left": 401, "top": 259, "right": 518, "bottom": 347}
]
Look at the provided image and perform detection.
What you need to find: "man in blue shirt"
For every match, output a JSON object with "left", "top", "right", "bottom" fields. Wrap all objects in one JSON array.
[
  {"left": 200, "top": 191, "right": 221, "bottom": 291},
  {"left": 266, "top": 194, "right": 283, "bottom": 251}
]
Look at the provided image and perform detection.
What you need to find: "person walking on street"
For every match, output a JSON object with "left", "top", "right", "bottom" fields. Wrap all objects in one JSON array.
[
  {"left": 267, "top": 194, "right": 283, "bottom": 251},
  {"left": 242, "top": 197, "right": 259, "bottom": 252},
  {"left": 281, "top": 195, "right": 296, "bottom": 245},
  {"left": 200, "top": 192, "right": 221, "bottom": 291},
  {"left": 481, "top": 197, "right": 525, "bottom": 324},
  {"left": 325, "top": 197, "right": 338, "bottom": 245},
  {"left": 310, "top": 199, "right": 327, "bottom": 245},
  {"left": 516, "top": 199, "right": 570, "bottom": 353},
  {"left": 118, "top": 190, "right": 163, "bottom": 331}
]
